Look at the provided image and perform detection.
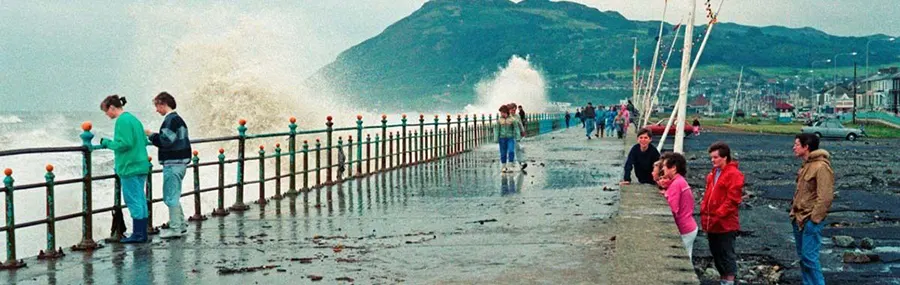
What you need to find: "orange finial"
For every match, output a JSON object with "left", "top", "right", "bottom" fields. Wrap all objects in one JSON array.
[
  {"left": 419, "top": 114, "right": 424, "bottom": 119},
  {"left": 3, "top": 168, "right": 10, "bottom": 176},
  {"left": 326, "top": 116, "right": 333, "bottom": 122},
  {"left": 218, "top": 148, "right": 225, "bottom": 154},
  {"left": 192, "top": 150, "right": 199, "bottom": 156},
  {"left": 148, "top": 156, "right": 153, "bottom": 162},
  {"left": 402, "top": 114, "right": 407, "bottom": 119},
  {"left": 357, "top": 115, "right": 363, "bottom": 120},
  {"left": 238, "top": 119, "right": 247, "bottom": 126},
  {"left": 46, "top": 164, "right": 54, "bottom": 172},
  {"left": 81, "top": 121, "right": 93, "bottom": 131},
  {"left": 381, "top": 114, "right": 387, "bottom": 119},
  {"left": 259, "top": 145, "right": 265, "bottom": 150},
  {"left": 289, "top": 116, "right": 297, "bottom": 123},
  {"left": 275, "top": 143, "right": 281, "bottom": 148}
]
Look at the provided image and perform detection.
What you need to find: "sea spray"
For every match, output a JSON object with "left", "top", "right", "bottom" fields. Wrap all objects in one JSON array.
[{"left": 464, "top": 55, "right": 549, "bottom": 115}]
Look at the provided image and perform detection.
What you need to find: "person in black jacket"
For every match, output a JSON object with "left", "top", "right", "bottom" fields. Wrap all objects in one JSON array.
[
  {"left": 620, "top": 128, "right": 661, "bottom": 185},
  {"left": 145, "top": 92, "right": 193, "bottom": 239}
]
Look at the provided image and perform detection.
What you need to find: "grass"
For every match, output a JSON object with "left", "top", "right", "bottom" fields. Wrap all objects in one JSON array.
[{"left": 687, "top": 116, "right": 900, "bottom": 138}]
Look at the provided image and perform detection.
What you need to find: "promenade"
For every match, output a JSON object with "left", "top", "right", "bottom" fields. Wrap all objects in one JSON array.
[{"left": 4, "top": 126, "right": 696, "bottom": 285}]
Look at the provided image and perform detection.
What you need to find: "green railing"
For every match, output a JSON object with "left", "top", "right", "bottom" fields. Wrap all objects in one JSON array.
[
  {"left": 854, "top": 111, "right": 900, "bottom": 126},
  {"left": 0, "top": 112, "right": 565, "bottom": 269}
]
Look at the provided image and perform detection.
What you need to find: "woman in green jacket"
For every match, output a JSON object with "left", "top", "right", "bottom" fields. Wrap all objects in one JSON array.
[
  {"left": 100, "top": 95, "right": 152, "bottom": 243},
  {"left": 495, "top": 105, "right": 522, "bottom": 173}
]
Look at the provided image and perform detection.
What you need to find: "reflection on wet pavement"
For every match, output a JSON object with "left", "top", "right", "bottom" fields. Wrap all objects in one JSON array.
[{"left": 6, "top": 128, "right": 625, "bottom": 284}]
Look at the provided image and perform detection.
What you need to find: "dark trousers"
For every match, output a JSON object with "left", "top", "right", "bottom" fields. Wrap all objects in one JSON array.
[{"left": 707, "top": 231, "right": 738, "bottom": 278}]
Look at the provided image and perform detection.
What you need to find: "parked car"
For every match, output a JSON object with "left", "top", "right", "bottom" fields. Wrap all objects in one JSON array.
[
  {"left": 644, "top": 119, "right": 695, "bottom": 136},
  {"left": 800, "top": 120, "right": 866, "bottom": 141}
]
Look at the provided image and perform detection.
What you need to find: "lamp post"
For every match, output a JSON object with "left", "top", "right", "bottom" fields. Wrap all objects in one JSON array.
[
  {"left": 810, "top": 59, "right": 831, "bottom": 115},
  {"left": 866, "top": 37, "right": 896, "bottom": 78},
  {"left": 831, "top": 52, "right": 858, "bottom": 112}
]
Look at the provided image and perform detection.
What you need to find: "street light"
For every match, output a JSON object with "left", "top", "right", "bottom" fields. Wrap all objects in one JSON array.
[
  {"left": 866, "top": 37, "right": 896, "bottom": 77},
  {"left": 833, "top": 52, "right": 858, "bottom": 88},
  {"left": 810, "top": 59, "right": 831, "bottom": 114}
]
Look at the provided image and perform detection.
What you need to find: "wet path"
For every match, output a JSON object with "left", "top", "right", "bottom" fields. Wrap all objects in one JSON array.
[{"left": 5, "top": 126, "right": 626, "bottom": 284}]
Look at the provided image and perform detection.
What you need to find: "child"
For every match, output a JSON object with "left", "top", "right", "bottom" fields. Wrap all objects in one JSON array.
[
  {"left": 495, "top": 105, "right": 522, "bottom": 173},
  {"left": 660, "top": 152, "right": 698, "bottom": 260},
  {"left": 146, "top": 92, "right": 193, "bottom": 239}
]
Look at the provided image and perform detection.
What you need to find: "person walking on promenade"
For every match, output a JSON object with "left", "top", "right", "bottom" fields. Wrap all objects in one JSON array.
[
  {"left": 145, "top": 92, "right": 192, "bottom": 239},
  {"left": 518, "top": 105, "right": 526, "bottom": 126},
  {"left": 582, "top": 102, "right": 596, "bottom": 139},
  {"left": 575, "top": 108, "right": 583, "bottom": 128},
  {"left": 660, "top": 152, "right": 698, "bottom": 260},
  {"left": 99, "top": 95, "right": 152, "bottom": 244},
  {"left": 614, "top": 110, "right": 625, "bottom": 139},
  {"left": 620, "top": 128, "right": 660, "bottom": 185},
  {"left": 596, "top": 105, "right": 606, "bottom": 138},
  {"left": 605, "top": 106, "right": 617, "bottom": 138},
  {"left": 564, "top": 111, "right": 571, "bottom": 128},
  {"left": 495, "top": 105, "right": 521, "bottom": 173},
  {"left": 790, "top": 134, "right": 833, "bottom": 285},
  {"left": 509, "top": 103, "right": 528, "bottom": 171},
  {"left": 621, "top": 105, "right": 632, "bottom": 135},
  {"left": 700, "top": 142, "right": 745, "bottom": 285}
]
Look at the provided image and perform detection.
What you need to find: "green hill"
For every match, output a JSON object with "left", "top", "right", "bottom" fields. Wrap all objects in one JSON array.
[{"left": 310, "top": 0, "right": 898, "bottom": 110}]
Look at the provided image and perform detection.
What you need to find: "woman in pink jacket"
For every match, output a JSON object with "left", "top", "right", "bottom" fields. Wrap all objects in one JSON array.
[{"left": 660, "top": 152, "right": 698, "bottom": 260}]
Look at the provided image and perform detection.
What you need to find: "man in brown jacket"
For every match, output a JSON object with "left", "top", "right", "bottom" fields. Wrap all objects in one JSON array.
[{"left": 790, "top": 133, "right": 834, "bottom": 285}]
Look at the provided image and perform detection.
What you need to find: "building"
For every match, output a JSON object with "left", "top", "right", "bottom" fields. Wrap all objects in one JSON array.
[{"left": 860, "top": 67, "right": 898, "bottom": 110}]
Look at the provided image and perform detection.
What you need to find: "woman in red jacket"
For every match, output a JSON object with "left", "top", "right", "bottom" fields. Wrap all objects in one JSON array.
[{"left": 701, "top": 142, "right": 745, "bottom": 285}]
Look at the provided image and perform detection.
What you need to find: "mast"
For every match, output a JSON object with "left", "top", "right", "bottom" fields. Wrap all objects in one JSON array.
[
  {"left": 673, "top": 0, "right": 696, "bottom": 154},
  {"left": 730, "top": 66, "right": 744, "bottom": 124},
  {"left": 642, "top": 1, "right": 669, "bottom": 119}
]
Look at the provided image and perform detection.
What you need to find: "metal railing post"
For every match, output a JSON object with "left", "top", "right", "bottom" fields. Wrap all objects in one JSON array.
[
  {"left": 230, "top": 119, "right": 249, "bottom": 211},
  {"left": 2, "top": 169, "right": 25, "bottom": 269},
  {"left": 273, "top": 144, "right": 282, "bottom": 200},
  {"left": 73, "top": 121, "right": 100, "bottom": 251},
  {"left": 188, "top": 151, "right": 206, "bottom": 221},
  {"left": 286, "top": 117, "right": 298, "bottom": 196},
  {"left": 38, "top": 164, "right": 64, "bottom": 259},
  {"left": 212, "top": 148, "right": 229, "bottom": 217},
  {"left": 325, "top": 116, "right": 334, "bottom": 186},
  {"left": 257, "top": 145, "right": 267, "bottom": 205}
]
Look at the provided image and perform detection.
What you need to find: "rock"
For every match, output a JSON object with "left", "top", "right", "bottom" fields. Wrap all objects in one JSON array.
[
  {"left": 885, "top": 169, "right": 893, "bottom": 174},
  {"left": 832, "top": 235, "right": 856, "bottom": 248},
  {"left": 842, "top": 251, "right": 880, "bottom": 263},
  {"left": 860, "top": 237, "right": 876, "bottom": 249},
  {"left": 871, "top": 176, "right": 885, "bottom": 186},
  {"left": 705, "top": 268, "right": 720, "bottom": 279}
]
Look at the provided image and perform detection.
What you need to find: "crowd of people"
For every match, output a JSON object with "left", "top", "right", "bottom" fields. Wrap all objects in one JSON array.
[
  {"left": 566, "top": 100, "right": 641, "bottom": 140},
  {"left": 618, "top": 128, "right": 833, "bottom": 285}
]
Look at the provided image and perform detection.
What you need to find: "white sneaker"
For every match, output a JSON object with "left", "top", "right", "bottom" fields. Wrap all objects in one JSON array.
[{"left": 160, "top": 228, "right": 184, "bottom": 239}]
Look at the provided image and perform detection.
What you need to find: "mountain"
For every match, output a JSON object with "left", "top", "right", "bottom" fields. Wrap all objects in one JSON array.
[{"left": 309, "top": 0, "right": 898, "bottom": 109}]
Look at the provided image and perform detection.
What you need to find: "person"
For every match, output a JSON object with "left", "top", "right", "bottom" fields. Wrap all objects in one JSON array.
[
  {"left": 627, "top": 100, "right": 640, "bottom": 131},
  {"left": 582, "top": 102, "right": 596, "bottom": 139},
  {"left": 99, "top": 95, "right": 152, "bottom": 244},
  {"left": 575, "top": 108, "right": 583, "bottom": 128},
  {"left": 605, "top": 107, "right": 617, "bottom": 138},
  {"left": 518, "top": 105, "right": 526, "bottom": 126},
  {"left": 614, "top": 110, "right": 625, "bottom": 139},
  {"left": 509, "top": 103, "right": 527, "bottom": 170},
  {"left": 660, "top": 152, "right": 698, "bottom": 260},
  {"left": 692, "top": 117, "right": 702, "bottom": 136},
  {"left": 620, "top": 128, "right": 661, "bottom": 185},
  {"left": 495, "top": 105, "right": 522, "bottom": 173},
  {"left": 596, "top": 105, "right": 606, "bottom": 138},
  {"left": 621, "top": 105, "right": 632, "bottom": 135},
  {"left": 700, "top": 142, "right": 745, "bottom": 285},
  {"left": 564, "top": 111, "right": 571, "bottom": 128},
  {"left": 790, "top": 134, "right": 833, "bottom": 285},
  {"left": 145, "top": 92, "right": 192, "bottom": 239}
]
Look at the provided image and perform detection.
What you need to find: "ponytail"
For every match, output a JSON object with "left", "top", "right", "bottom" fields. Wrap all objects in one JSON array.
[{"left": 100, "top": 95, "right": 127, "bottom": 110}]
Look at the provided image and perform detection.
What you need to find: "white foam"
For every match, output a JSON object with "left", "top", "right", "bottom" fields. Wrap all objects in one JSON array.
[{"left": 464, "top": 55, "right": 549, "bottom": 115}]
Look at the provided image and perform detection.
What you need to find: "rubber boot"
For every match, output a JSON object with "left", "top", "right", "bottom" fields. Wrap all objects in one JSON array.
[
  {"left": 160, "top": 206, "right": 185, "bottom": 239},
  {"left": 121, "top": 218, "right": 149, "bottom": 244}
]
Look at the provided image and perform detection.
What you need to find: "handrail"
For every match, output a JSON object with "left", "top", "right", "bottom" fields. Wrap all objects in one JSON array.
[{"left": 0, "top": 112, "right": 563, "bottom": 267}]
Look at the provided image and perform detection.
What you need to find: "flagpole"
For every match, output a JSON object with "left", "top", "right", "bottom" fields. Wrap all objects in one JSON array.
[
  {"left": 673, "top": 0, "right": 696, "bottom": 154},
  {"left": 632, "top": 37, "right": 638, "bottom": 106},
  {"left": 730, "top": 66, "right": 744, "bottom": 124}
]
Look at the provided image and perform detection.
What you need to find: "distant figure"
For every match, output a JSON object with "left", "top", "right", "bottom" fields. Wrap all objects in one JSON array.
[
  {"left": 564, "top": 111, "right": 571, "bottom": 128},
  {"left": 575, "top": 108, "right": 583, "bottom": 128},
  {"left": 791, "top": 134, "right": 833, "bottom": 285},
  {"left": 509, "top": 103, "right": 527, "bottom": 171},
  {"left": 605, "top": 107, "right": 617, "bottom": 137},
  {"left": 701, "top": 142, "right": 745, "bottom": 285},
  {"left": 620, "top": 128, "right": 661, "bottom": 185},
  {"left": 614, "top": 110, "right": 625, "bottom": 139},
  {"left": 692, "top": 117, "right": 701, "bottom": 136},
  {"left": 627, "top": 100, "right": 640, "bottom": 130},
  {"left": 518, "top": 105, "right": 526, "bottom": 126},
  {"left": 660, "top": 152, "right": 698, "bottom": 260},
  {"left": 99, "top": 95, "right": 151, "bottom": 244},
  {"left": 621, "top": 105, "right": 632, "bottom": 135},
  {"left": 145, "top": 92, "right": 193, "bottom": 239},
  {"left": 582, "top": 102, "right": 596, "bottom": 139},
  {"left": 495, "top": 105, "right": 522, "bottom": 173},
  {"left": 596, "top": 105, "right": 606, "bottom": 138}
]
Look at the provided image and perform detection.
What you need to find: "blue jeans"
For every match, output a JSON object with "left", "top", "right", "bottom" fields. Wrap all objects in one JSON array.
[
  {"left": 121, "top": 175, "right": 148, "bottom": 219},
  {"left": 584, "top": 118, "right": 595, "bottom": 136},
  {"left": 162, "top": 164, "right": 186, "bottom": 207},
  {"left": 792, "top": 219, "right": 825, "bottom": 285},
  {"left": 498, "top": 138, "right": 515, "bottom": 163}
]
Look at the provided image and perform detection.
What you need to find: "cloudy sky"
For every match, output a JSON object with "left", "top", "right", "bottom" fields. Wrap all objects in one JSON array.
[{"left": 1, "top": 1, "right": 898, "bottom": 111}]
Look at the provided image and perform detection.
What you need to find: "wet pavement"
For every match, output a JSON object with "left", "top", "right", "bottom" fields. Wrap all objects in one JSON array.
[{"left": 5, "top": 126, "right": 632, "bottom": 285}]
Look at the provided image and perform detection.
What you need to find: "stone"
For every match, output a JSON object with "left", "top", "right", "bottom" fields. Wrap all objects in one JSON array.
[
  {"left": 704, "top": 268, "right": 720, "bottom": 280},
  {"left": 832, "top": 235, "right": 856, "bottom": 248},
  {"left": 860, "top": 237, "right": 876, "bottom": 250},
  {"left": 871, "top": 176, "right": 885, "bottom": 186},
  {"left": 885, "top": 169, "right": 893, "bottom": 174},
  {"left": 842, "top": 251, "right": 880, "bottom": 263}
]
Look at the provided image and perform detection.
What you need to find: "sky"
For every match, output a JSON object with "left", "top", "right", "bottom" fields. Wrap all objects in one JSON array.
[{"left": 1, "top": 0, "right": 898, "bottom": 111}]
